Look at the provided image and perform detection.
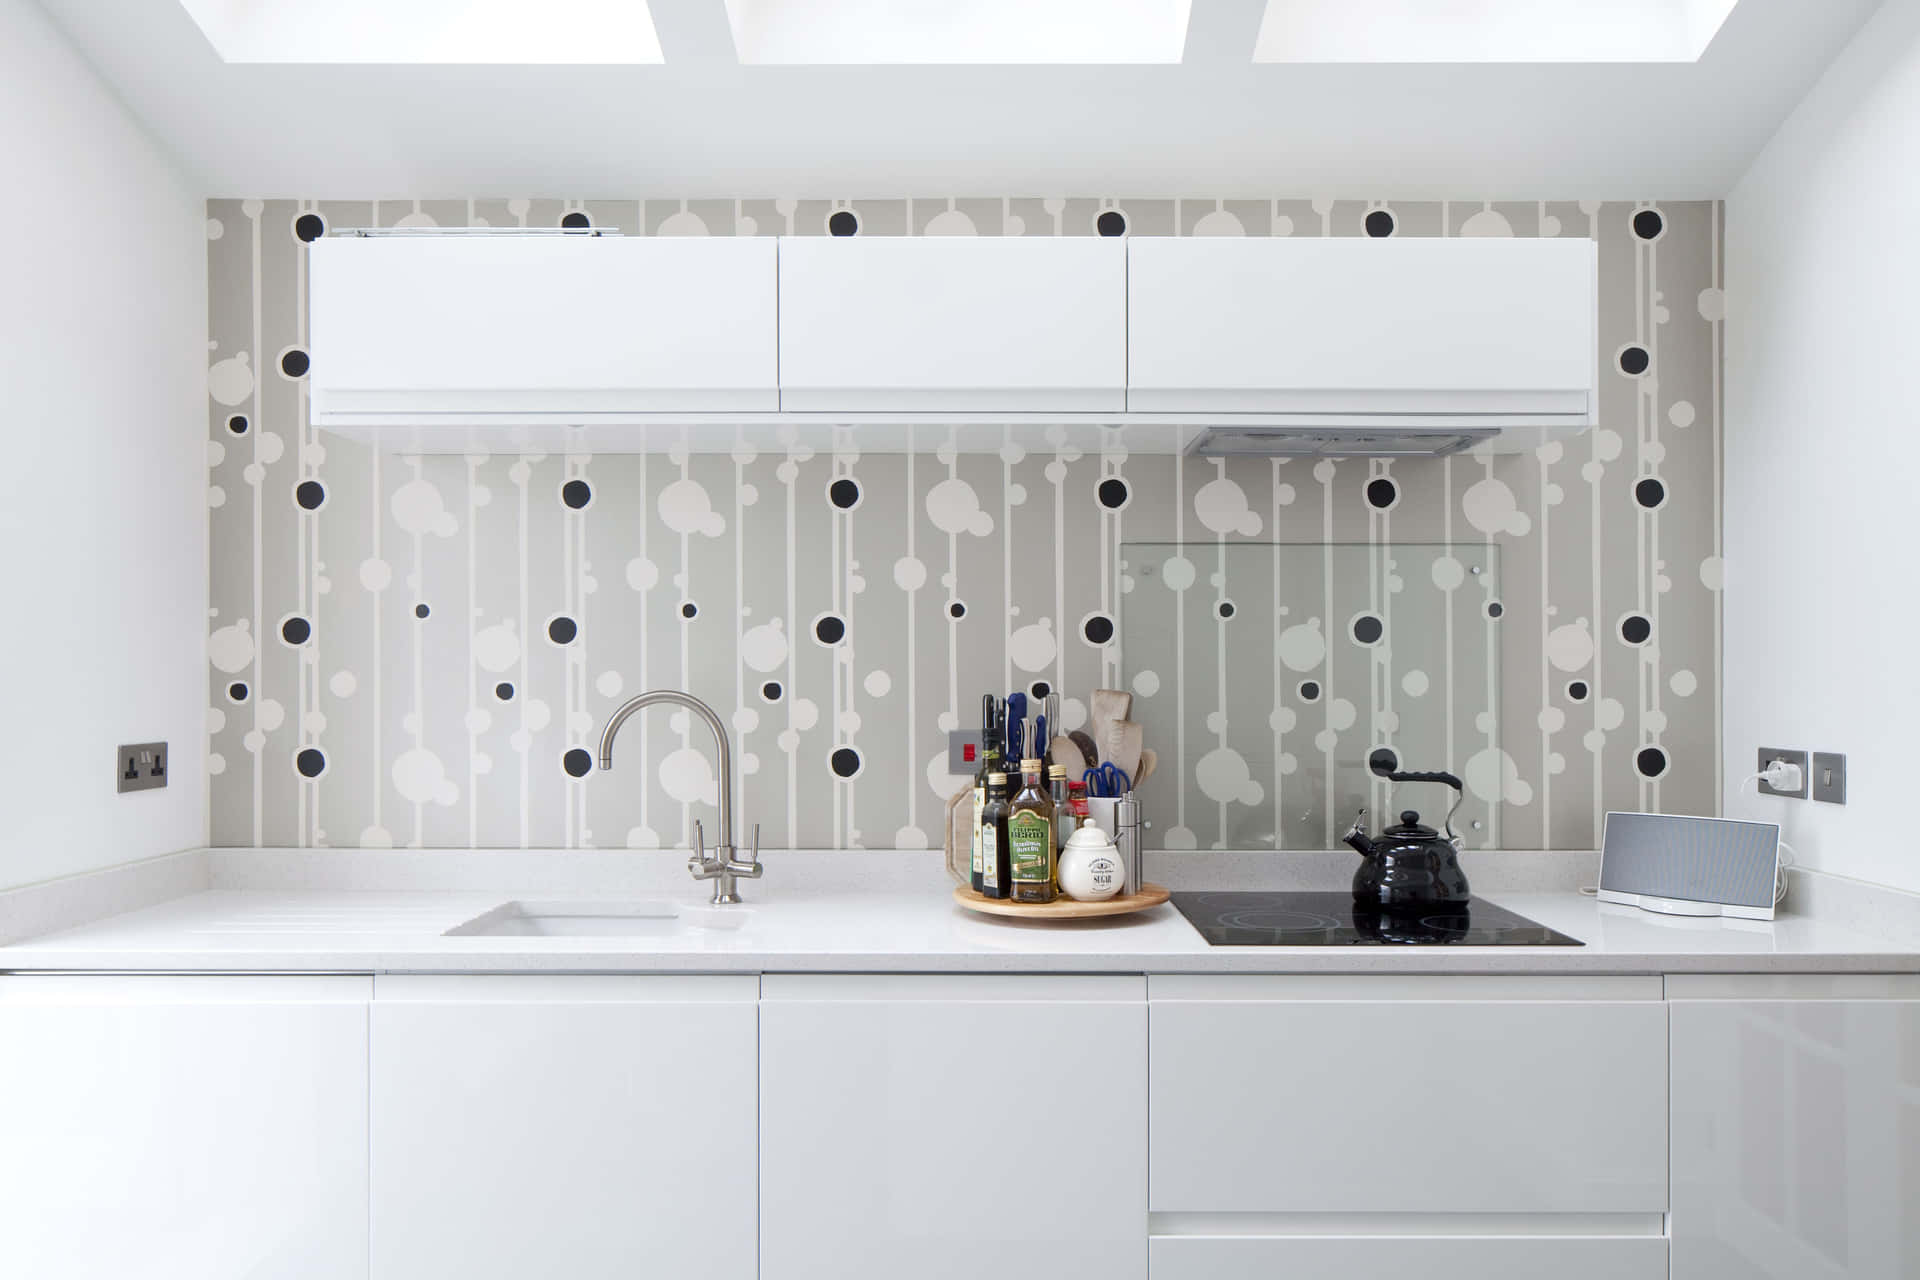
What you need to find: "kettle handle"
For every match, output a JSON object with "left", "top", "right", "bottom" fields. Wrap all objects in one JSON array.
[{"left": 1386, "top": 769, "right": 1463, "bottom": 792}]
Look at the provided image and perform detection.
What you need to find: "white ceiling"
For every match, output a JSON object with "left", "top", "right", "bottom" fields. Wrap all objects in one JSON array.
[{"left": 36, "top": 0, "right": 1881, "bottom": 199}]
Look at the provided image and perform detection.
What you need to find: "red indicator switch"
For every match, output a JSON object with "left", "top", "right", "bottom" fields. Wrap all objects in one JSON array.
[{"left": 963, "top": 743, "right": 977, "bottom": 763}]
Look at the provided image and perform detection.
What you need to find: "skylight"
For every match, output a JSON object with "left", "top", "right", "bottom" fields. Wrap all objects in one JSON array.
[
  {"left": 178, "top": 0, "right": 664, "bottom": 64},
  {"left": 723, "top": 0, "right": 1193, "bottom": 65},
  {"left": 1254, "top": 0, "right": 1741, "bottom": 64}
]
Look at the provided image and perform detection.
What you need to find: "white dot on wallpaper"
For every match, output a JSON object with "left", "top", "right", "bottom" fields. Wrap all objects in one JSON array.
[
  {"left": 1541, "top": 214, "right": 1563, "bottom": 236},
  {"left": 1206, "top": 711, "right": 1227, "bottom": 735},
  {"left": 256, "top": 699, "right": 285, "bottom": 733},
  {"left": 849, "top": 573, "right": 866, "bottom": 594},
  {"left": 303, "top": 710, "right": 326, "bottom": 735},
  {"left": 510, "top": 729, "right": 531, "bottom": 752},
  {"left": 242, "top": 462, "right": 264, "bottom": 486},
  {"left": 1385, "top": 574, "right": 1403, "bottom": 593},
  {"left": 359, "top": 825, "right": 394, "bottom": 849},
  {"left": 243, "top": 729, "right": 265, "bottom": 753},
  {"left": 469, "top": 752, "right": 490, "bottom": 776},
  {"left": 1644, "top": 441, "right": 1668, "bottom": 466},
  {"left": 1312, "top": 458, "right": 1337, "bottom": 484},
  {"left": 1195, "top": 476, "right": 1263, "bottom": 537},
  {"left": 208, "top": 752, "right": 226, "bottom": 776},
  {"left": 937, "top": 710, "right": 957, "bottom": 732},
  {"left": 1276, "top": 619, "right": 1325, "bottom": 672},
  {"left": 1400, "top": 669, "right": 1429, "bottom": 699},
  {"left": 1313, "top": 729, "right": 1337, "bottom": 752},
  {"left": 1697, "top": 287, "right": 1726, "bottom": 322},
  {"left": 892, "top": 557, "right": 926, "bottom": 592},
  {"left": 1430, "top": 556, "right": 1465, "bottom": 591},
  {"left": 626, "top": 826, "right": 661, "bottom": 849},
  {"left": 1328, "top": 698, "right": 1357, "bottom": 732},
  {"left": 1009, "top": 620, "right": 1057, "bottom": 673},
  {"left": 1546, "top": 621, "right": 1594, "bottom": 672},
  {"left": 1044, "top": 459, "right": 1068, "bottom": 485},
  {"left": 1119, "top": 574, "right": 1135, "bottom": 593},
  {"left": 658, "top": 748, "right": 718, "bottom": 806},
  {"left": 206, "top": 217, "right": 224, "bottom": 241},
  {"left": 1375, "top": 709, "right": 1399, "bottom": 734},
  {"left": 1463, "top": 476, "right": 1530, "bottom": 537},
  {"left": 997, "top": 441, "right": 1027, "bottom": 466},
  {"left": 207, "top": 706, "right": 226, "bottom": 734},
  {"left": 1645, "top": 709, "right": 1669, "bottom": 735},
  {"left": 1007, "top": 482, "right": 1028, "bottom": 507},
  {"left": 777, "top": 728, "right": 800, "bottom": 752},
  {"left": 1061, "top": 697, "right": 1087, "bottom": 730},
  {"left": 207, "top": 440, "right": 226, "bottom": 468},
  {"left": 392, "top": 478, "right": 457, "bottom": 538},
  {"left": 470, "top": 483, "right": 492, "bottom": 508},
  {"left": 1160, "top": 556, "right": 1196, "bottom": 591},
  {"left": 1544, "top": 483, "right": 1565, "bottom": 507},
  {"left": 838, "top": 711, "right": 862, "bottom": 737},
  {"left": 256, "top": 432, "right": 284, "bottom": 464},
  {"left": 596, "top": 671, "right": 623, "bottom": 698},
  {"left": 736, "top": 751, "right": 759, "bottom": 778},
  {"left": 402, "top": 711, "right": 421, "bottom": 736},
  {"left": 657, "top": 478, "right": 726, "bottom": 538},
  {"left": 1699, "top": 556, "right": 1724, "bottom": 591},
  {"left": 1163, "top": 825, "right": 1198, "bottom": 850},
  {"left": 1278, "top": 752, "right": 1299, "bottom": 775},
  {"left": 925, "top": 477, "right": 994, "bottom": 537},
  {"left": 790, "top": 698, "right": 820, "bottom": 732},
  {"left": 864, "top": 670, "right": 892, "bottom": 698},
  {"left": 582, "top": 575, "right": 599, "bottom": 596},
  {"left": 740, "top": 620, "right": 788, "bottom": 672},
  {"left": 392, "top": 748, "right": 447, "bottom": 805},
  {"left": 1467, "top": 748, "right": 1533, "bottom": 806},
  {"left": 1581, "top": 460, "right": 1604, "bottom": 483},
  {"left": 925, "top": 751, "right": 970, "bottom": 800},
  {"left": 775, "top": 458, "right": 800, "bottom": 485},
  {"left": 393, "top": 208, "right": 438, "bottom": 229},
  {"left": 733, "top": 708, "right": 760, "bottom": 736},
  {"left": 1475, "top": 711, "right": 1496, "bottom": 735},
  {"left": 1192, "top": 206, "right": 1244, "bottom": 236},
  {"left": 329, "top": 671, "right": 357, "bottom": 698},
  {"left": 1198, "top": 747, "right": 1264, "bottom": 805},
  {"left": 473, "top": 624, "right": 519, "bottom": 672},
  {"left": 1539, "top": 707, "right": 1566, "bottom": 734},
  {"left": 508, "top": 460, "right": 531, "bottom": 485},
  {"left": 1458, "top": 205, "right": 1513, "bottom": 237},
  {"left": 1579, "top": 729, "right": 1604, "bottom": 753},
  {"left": 895, "top": 824, "right": 929, "bottom": 849},
  {"left": 1668, "top": 401, "right": 1696, "bottom": 429},
  {"left": 1269, "top": 705, "right": 1297, "bottom": 733},
  {"left": 465, "top": 708, "right": 491, "bottom": 735},
  {"left": 208, "top": 485, "right": 226, "bottom": 509},
  {"left": 360, "top": 557, "right": 393, "bottom": 592},
  {"left": 740, "top": 483, "right": 760, "bottom": 507},
  {"left": 1655, "top": 573, "right": 1671, "bottom": 593},
  {"left": 1270, "top": 213, "right": 1295, "bottom": 236},
  {"left": 208, "top": 353, "right": 253, "bottom": 406},
  {"left": 1132, "top": 670, "right": 1161, "bottom": 698},
  {"left": 1275, "top": 483, "right": 1297, "bottom": 506},
  {"left": 1593, "top": 428, "right": 1624, "bottom": 463},
  {"left": 1596, "top": 698, "right": 1626, "bottom": 732},
  {"left": 1670, "top": 669, "right": 1698, "bottom": 697},
  {"left": 523, "top": 698, "right": 553, "bottom": 733}
]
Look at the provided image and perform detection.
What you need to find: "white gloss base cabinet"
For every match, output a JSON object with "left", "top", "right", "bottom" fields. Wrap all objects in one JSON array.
[
  {"left": 1669, "top": 975, "right": 1920, "bottom": 1280},
  {"left": 369, "top": 975, "right": 758, "bottom": 1280},
  {"left": 0, "top": 975, "right": 371, "bottom": 1280},
  {"left": 759, "top": 974, "right": 1147, "bottom": 1280}
]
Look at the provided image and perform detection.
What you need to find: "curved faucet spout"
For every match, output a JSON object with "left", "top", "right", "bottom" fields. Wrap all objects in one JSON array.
[{"left": 599, "top": 690, "right": 758, "bottom": 902}]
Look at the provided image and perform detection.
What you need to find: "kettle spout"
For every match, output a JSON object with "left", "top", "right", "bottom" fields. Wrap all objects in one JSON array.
[{"left": 1342, "top": 808, "right": 1375, "bottom": 859}]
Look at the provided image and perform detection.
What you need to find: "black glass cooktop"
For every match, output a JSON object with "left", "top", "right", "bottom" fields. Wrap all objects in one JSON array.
[{"left": 1172, "top": 892, "right": 1584, "bottom": 946}]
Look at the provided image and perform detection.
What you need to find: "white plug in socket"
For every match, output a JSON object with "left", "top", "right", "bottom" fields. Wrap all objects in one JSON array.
[
  {"left": 1761, "top": 759, "right": 1804, "bottom": 792},
  {"left": 1757, "top": 748, "right": 1809, "bottom": 799}
]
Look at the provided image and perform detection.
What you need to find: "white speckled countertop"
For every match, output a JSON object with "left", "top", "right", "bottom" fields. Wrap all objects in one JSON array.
[{"left": 3, "top": 848, "right": 1916, "bottom": 975}]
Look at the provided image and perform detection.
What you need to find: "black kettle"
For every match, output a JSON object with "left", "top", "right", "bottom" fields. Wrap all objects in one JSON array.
[{"left": 1343, "top": 769, "right": 1470, "bottom": 911}]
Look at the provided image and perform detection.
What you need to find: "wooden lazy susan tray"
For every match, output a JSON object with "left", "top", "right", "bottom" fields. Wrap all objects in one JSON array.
[{"left": 953, "top": 883, "right": 1170, "bottom": 920}]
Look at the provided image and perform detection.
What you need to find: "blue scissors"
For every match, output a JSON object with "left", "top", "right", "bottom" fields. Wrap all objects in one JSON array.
[{"left": 1083, "top": 762, "right": 1131, "bottom": 798}]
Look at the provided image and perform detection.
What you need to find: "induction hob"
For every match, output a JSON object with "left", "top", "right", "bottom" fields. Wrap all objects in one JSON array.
[{"left": 1172, "top": 892, "right": 1583, "bottom": 946}]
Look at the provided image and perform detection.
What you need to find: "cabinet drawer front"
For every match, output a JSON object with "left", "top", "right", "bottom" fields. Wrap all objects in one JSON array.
[
  {"left": 1150, "top": 1235, "right": 1666, "bottom": 1280},
  {"left": 1151, "top": 989, "right": 1666, "bottom": 1213}
]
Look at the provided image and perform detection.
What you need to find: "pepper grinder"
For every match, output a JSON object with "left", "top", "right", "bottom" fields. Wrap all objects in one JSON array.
[{"left": 1114, "top": 791, "right": 1143, "bottom": 896}]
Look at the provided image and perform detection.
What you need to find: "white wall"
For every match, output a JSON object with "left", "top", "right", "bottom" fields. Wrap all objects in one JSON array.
[
  {"left": 0, "top": 0, "right": 206, "bottom": 889},
  {"left": 1725, "top": 0, "right": 1920, "bottom": 892}
]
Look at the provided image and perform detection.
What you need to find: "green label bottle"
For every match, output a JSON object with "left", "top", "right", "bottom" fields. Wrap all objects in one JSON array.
[{"left": 1008, "top": 759, "right": 1056, "bottom": 904}]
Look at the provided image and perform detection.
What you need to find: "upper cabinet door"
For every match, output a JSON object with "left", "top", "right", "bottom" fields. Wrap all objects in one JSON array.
[
  {"left": 310, "top": 235, "right": 779, "bottom": 423},
  {"left": 1127, "top": 237, "right": 1596, "bottom": 418},
  {"left": 777, "top": 236, "right": 1127, "bottom": 412}
]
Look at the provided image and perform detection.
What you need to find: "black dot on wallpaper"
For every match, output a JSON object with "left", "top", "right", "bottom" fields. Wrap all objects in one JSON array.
[
  {"left": 562, "top": 748, "right": 594, "bottom": 779},
  {"left": 1636, "top": 746, "right": 1669, "bottom": 779},
  {"left": 548, "top": 616, "right": 578, "bottom": 644},
  {"left": 828, "top": 478, "right": 861, "bottom": 510},
  {"left": 813, "top": 614, "right": 846, "bottom": 645},
  {"left": 561, "top": 479, "right": 592, "bottom": 510},
  {"left": 1635, "top": 477, "right": 1667, "bottom": 509},
  {"left": 680, "top": 601, "right": 698, "bottom": 620},
  {"left": 761, "top": 681, "right": 783, "bottom": 702},
  {"left": 827, "top": 209, "right": 860, "bottom": 237},
  {"left": 228, "top": 681, "right": 249, "bottom": 702},
  {"left": 1217, "top": 600, "right": 1236, "bottom": 619},
  {"left": 1567, "top": 680, "right": 1590, "bottom": 702},
  {"left": 1299, "top": 680, "right": 1321, "bottom": 702},
  {"left": 280, "top": 616, "right": 311, "bottom": 645},
  {"left": 279, "top": 348, "right": 310, "bottom": 379},
  {"left": 414, "top": 603, "right": 430, "bottom": 619},
  {"left": 561, "top": 211, "right": 591, "bottom": 230},
  {"left": 495, "top": 682, "right": 515, "bottom": 701},
  {"left": 1618, "top": 345, "right": 1651, "bottom": 377},
  {"left": 1095, "top": 210, "right": 1128, "bottom": 237},
  {"left": 1366, "top": 478, "right": 1398, "bottom": 510},
  {"left": 1620, "top": 614, "right": 1653, "bottom": 646},
  {"left": 295, "top": 748, "right": 326, "bottom": 779},
  {"left": 1368, "top": 747, "right": 1400, "bottom": 777},
  {"left": 1365, "top": 209, "right": 1396, "bottom": 237},
  {"left": 295, "top": 480, "right": 326, "bottom": 511},
  {"left": 293, "top": 213, "right": 326, "bottom": 243},
  {"left": 1486, "top": 601, "right": 1504, "bottom": 619},
  {"left": 1097, "top": 477, "right": 1130, "bottom": 510},
  {"left": 1082, "top": 614, "right": 1115, "bottom": 646},
  {"left": 830, "top": 747, "right": 862, "bottom": 779},
  {"left": 1632, "top": 208, "right": 1665, "bottom": 241},
  {"left": 1351, "top": 614, "right": 1384, "bottom": 646},
  {"left": 1030, "top": 681, "right": 1052, "bottom": 700},
  {"left": 227, "top": 415, "right": 249, "bottom": 436},
  {"left": 948, "top": 600, "right": 967, "bottom": 620}
]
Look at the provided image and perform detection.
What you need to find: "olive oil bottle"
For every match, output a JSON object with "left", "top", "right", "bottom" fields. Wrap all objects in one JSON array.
[
  {"left": 980, "top": 772, "right": 1011, "bottom": 899},
  {"left": 1008, "top": 759, "right": 1057, "bottom": 904}
]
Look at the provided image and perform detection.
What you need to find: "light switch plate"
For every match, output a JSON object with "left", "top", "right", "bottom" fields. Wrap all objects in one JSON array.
[
  {"left": 1811, "top": 752, "right": 1846, "bottom": 804},
  {"left": 117, "top": 741, "right": 168, "bottom": 793},
  {"left": 947, "top": 729, "right": 984, "bottom": 775},
  {"left": 1757, "top": 747, "right": 1808, "bottom": 799}
]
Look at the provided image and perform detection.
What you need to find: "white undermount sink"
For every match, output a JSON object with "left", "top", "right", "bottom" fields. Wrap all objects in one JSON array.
[{"left": 444, "top": 900, "right": 750, "bottom": 938}]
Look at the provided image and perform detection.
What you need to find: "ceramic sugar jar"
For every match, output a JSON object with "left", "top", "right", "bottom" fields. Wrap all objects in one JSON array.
[{"left": 1058, "top": 818, "right": 1124, "bottom": 901}]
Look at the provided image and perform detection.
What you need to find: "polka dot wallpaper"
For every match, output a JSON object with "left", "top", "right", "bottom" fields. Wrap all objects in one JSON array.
[{"left": 205, "top": 196, "right": 1721, "bottom": 852}]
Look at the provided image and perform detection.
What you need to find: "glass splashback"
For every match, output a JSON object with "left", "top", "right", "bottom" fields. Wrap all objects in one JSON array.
[{"left": 1119, "top": 543, "right": 1501, "bottom": 850}]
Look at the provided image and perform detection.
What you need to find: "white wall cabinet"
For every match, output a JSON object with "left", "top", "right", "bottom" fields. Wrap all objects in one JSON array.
[
  {"left": 777, "top": 236, "right": 1127, "bottom": 412},
  {"left": 759, "top": 974, "right": 1147, "bottom": 1280},
  {"left": 1150, "top": 1234, "right": 1669, "bottom": 1280},
  {"left": 1126, "top": 236, "right": 1596, "bottom": 419},
  {"left": 1669, "top": 975, "right": 1920, "bottom": 1280},
  {"left": 310, "top": 235, "right": 779, "bottom": 423},
  {"left": 0, "top": 975, "right": 371, "bottom": 1280},
  {"left": 369, "top": 974, "right": 758, "bottom": 1280}
]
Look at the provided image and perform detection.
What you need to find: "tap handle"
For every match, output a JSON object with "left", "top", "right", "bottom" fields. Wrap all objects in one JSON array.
[
  {"left": 688, "top": 820, "right": 718, "bottom": 877},
  {"left": 726, "top": 823, "right": 765, "bottom": 879}
]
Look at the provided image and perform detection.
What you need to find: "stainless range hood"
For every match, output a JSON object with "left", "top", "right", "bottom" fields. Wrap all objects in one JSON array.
[{"left": 1186, "top": 426, "right": 1501, "bottom": 458}]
